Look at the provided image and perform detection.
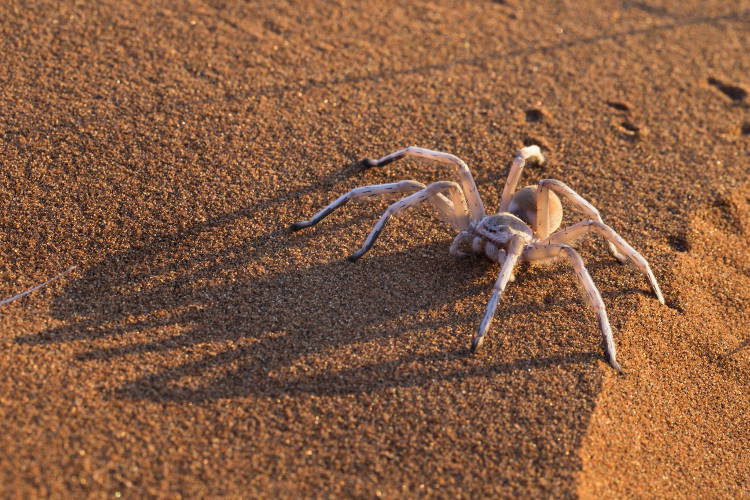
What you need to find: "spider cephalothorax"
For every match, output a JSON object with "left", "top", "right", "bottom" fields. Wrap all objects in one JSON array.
[
  {"left": 291, "top": 146, "right": 665, "bottom": 372},
  {"left": 476, "top": 214, "right": 533, "bottom": 244}
]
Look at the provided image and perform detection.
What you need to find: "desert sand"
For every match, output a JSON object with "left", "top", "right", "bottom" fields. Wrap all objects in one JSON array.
[{"left": 1, "top": 0, "right": 748, "bottom": 497}]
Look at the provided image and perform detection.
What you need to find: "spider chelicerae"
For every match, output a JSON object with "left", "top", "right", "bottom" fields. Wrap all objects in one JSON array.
[{"left": 291, "top": 146, "right": 665, "bottom": 372}]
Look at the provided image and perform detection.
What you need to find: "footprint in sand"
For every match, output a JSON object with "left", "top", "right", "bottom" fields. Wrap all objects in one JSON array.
[
  {"left": 707, "top": 77, "right": 749, "bottom": 136},
  {"left": 521, "top": 106, "right": 551, "bottom": 151},
  {"left": 524, "top": 108, "right": 546, "bottom": 123},
  {"left": 707, "top": 76, "right": 748, "bottom": 104},
  {"left": 666, "top": 234, "right": 690, "bottom": 253},
  {"left": 606, "top": 100, "right": 646, "bottom": 140},
  {"left": 605, "top": 100, "right": 631, "bottom": 112}
]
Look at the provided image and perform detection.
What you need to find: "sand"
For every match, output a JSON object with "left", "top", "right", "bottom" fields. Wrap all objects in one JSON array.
[{"left": 1, "top": 0, "right": 748, "bottom": 497}]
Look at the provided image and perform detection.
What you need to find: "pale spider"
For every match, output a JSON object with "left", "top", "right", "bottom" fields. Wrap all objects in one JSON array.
[{"left": 291, "top": 146, "right": 665, "bottom": 371}]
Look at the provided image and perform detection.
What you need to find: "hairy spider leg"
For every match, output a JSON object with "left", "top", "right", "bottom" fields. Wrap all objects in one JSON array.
[
  {"left": 498, "top": 145, "right": 545, "bottom": 212},
  {"left": 471, "top": 236, "right": 525, "bottom": 352},
  {"left": 523, "top": 244, "right": 623, "bottom": 372},
  {"left": 290, "top": 180, "right": 452, "bottom": 230},
  {"left": 362, "top": 146, "right": 482, "bottom": 225},
  {"left": 536, "top": 179, "right": 627, "bottom": 262},
  {"left": 546, "top": 220, "right": 665, "bottom": 303},
  {"left": 347, "top": 181, "right": 466, "bottom": 262}
]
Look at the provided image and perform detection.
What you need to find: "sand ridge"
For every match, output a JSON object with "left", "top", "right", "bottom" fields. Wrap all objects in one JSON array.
[{"left": 578, "top": 184, "right": 750, "bottom": 498}]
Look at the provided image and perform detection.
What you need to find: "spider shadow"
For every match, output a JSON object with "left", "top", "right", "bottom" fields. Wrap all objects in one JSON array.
[
  {"left": 17, "top": 233, "right": 489, "bottom": 401},
  {"left": 14, "top": 170, "right": 644, "bottom": 496},
  {"left": 725, "top": 338, "right": 750, "bottom": 357},
  {"left": 14, "top": 198, "right": 629, "bottom": 403},
  {"left": 15, "top": 143, "right": 655, "bottom": 403}
]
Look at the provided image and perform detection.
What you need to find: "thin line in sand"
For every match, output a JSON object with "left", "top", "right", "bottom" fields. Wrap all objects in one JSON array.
[{"left": 0, "top": 266, "right": 76, "bottom": 307}]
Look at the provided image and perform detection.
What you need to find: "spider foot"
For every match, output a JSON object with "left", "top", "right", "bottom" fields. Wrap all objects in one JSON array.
[
  {"left": 289, "top": 221, "right": 310, "bottom": 232},
  {"left": 607, "top": 356, "right": 624, "bottom": 374},
  {"left": 470, "top": 335, "right": 484, "bottom": 353},
  {"left": 346, "top": 251, "right": 363, "bottom": 262},
  {"left": 361, "top": 150, "right": 406, "bottom": 168}
]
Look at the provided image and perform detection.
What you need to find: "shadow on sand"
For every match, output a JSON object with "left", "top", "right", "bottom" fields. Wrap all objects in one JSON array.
[{"left": 12, "top": 171, "right": 645, "bottom": 403}]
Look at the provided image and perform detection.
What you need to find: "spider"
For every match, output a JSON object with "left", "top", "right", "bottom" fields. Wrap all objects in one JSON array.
[{"left": 290, "top": 146, "right": 665, "bottom": 372}]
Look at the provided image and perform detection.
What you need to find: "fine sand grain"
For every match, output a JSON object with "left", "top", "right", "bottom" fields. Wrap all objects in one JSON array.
[{"left": 1, "top": 0, "right": 748, "bottom": 497}]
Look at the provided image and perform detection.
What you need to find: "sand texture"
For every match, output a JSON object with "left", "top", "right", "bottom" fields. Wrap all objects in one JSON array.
[{"left": 1, "top": 0, "right": 749, "bottom": 498}]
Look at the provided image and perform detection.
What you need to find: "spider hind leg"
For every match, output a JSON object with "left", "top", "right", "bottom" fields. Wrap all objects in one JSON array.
[{"left": 523, "top": 244, "right": 624, "bottom": 372}]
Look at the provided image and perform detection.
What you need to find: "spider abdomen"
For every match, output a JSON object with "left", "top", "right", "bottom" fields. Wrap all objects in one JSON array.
[{"left": 507, "top": 185, "right": 563, "bottom": 235}]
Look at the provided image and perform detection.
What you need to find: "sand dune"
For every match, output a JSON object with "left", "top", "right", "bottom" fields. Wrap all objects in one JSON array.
[{"left": 1, "top": 0, "right": 748, "bottom": 497}]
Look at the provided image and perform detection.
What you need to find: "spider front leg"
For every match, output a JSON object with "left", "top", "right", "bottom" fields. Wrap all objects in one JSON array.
[
  {"left": 362, "top": 146, "right": 482, "bottom": 224},
  {"left": 546, "top": 220, "right": 665, "bottom": 303},
  {"left": 348, "top": 181, "right": 468, "bottom": 261},
  {"left": 498, "top": 145, "right": 545, "bottom": 212},
  {"left": 291, "top": 181, "right": 426, "bottom": 231},
  {"left": 471, "top": 236, "right": 524, "bottom": 352},
  {"left": 536, "top": 179, "right": 627, "bottom": 262},
  {"left": 524, "top": 244, "right": 623, "bottom": 372}
]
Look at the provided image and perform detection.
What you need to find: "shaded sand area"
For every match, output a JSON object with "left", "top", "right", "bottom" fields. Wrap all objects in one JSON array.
[{"left": 1, "top": 0, "right": 748, "bottom": 497}]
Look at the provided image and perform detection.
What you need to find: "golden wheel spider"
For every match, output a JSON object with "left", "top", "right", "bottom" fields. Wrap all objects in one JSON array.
[{"left": 292, "top": 146, "right": 665, "bottom": 372}]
